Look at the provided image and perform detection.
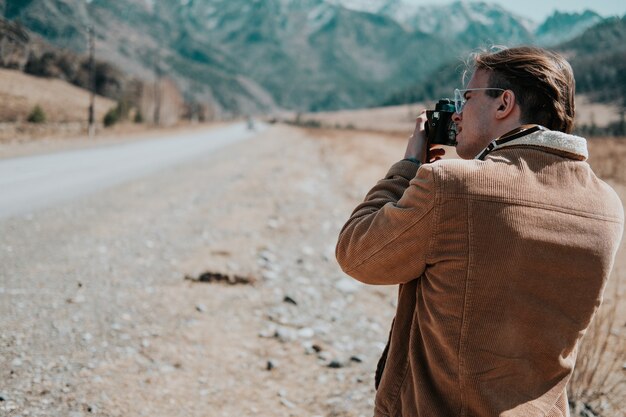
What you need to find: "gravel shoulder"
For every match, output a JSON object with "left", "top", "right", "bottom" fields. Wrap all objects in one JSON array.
[{"left": 0, "top": 125, "right": 405, "bottom": 417}]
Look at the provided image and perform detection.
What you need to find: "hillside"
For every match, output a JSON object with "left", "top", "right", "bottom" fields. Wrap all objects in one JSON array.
[
  {"left": 381, "top": 14, "right": 626, "bottom": 132},
  {"left": 4, "top": 0, "right": 616, "bottom": 115},
  {"left": 0, "top": 68, "right": 115, "bottom": 132},
  {"left": 559, "top": 16, "right": 626, "bottom": 107},
  {"left": 1, "top": 1, "right": 624, "bottom": 116}
]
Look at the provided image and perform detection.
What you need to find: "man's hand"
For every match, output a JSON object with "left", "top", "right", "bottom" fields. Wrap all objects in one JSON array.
[{"left": 404, "top": 110, "right": 445, "bottom": 164}]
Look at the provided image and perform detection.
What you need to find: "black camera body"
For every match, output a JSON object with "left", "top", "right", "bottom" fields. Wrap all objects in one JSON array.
[{"left": 425, "top": 99, "right": 457, "bottom": 146}]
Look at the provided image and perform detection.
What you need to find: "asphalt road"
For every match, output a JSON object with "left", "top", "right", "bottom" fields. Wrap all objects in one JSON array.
[{"left": 0, "top": 122, "right": 263, "bottom": 219}]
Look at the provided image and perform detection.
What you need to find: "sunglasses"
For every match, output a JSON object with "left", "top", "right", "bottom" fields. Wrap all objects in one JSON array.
[{"left": 454, "top": 88, "right": 506, "bottom": 114}]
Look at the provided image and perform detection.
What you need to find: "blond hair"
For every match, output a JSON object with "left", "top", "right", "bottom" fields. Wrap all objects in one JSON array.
[{"left": 472, "top": 46, "right": 576, "bottom": 133}]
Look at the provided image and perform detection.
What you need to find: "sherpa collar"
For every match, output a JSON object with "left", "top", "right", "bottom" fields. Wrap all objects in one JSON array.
[{"left": 478, "top": 125, "right": 588, "bottom": 161}]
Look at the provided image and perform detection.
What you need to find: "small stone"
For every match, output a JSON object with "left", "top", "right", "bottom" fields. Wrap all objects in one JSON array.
[
  {"left": 258, "top": 325, "right": 277, "bottom": 338},
  {"left": 262, "top": 270, "right": 279, "bottom": 281},
  {"left": 11, "top": 358, "right": 22, "bottom": 367},
  {"left": 328, "top": 360, "right": 343, "bottom": 369},
  {"left": 297, "top": 328, "right": 315, "bottom": 339},
  {"left": 283, "top": 295, "right": 297, "bottom": 305},
  {"left": 266, "top": 360, "right": 275, "bottom": 371},
  {"left": 274, "top": 327, "right": 296, "bottom": 343},
  {"left": 350, "top": 355, "right": 363, "bottom": 363},
  {"left": 280, "top": 398, "right": 295, "bottom": 408},
  {"left": 195, "top": 303, "right": 207, "bottom": 313},
  {"left": 258, "top": 250, "right": 277, "bottom": 264}
]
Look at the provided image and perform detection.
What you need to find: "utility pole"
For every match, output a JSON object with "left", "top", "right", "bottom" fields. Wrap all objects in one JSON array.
[
  {"left": 87, "top": 25, "right": 96, "bottom": 139},
  {"left": 153, "top": 50, "right": 161, "bottom": 126}
]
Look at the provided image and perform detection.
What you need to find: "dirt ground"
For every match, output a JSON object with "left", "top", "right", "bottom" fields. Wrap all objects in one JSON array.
[{"left": 0, "top": 122, "right": 624, "bottom": 416}]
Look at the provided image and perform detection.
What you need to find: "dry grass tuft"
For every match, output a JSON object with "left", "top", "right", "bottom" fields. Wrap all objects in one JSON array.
[{"left": 568, "top": 277, "right": 625, "bottom": 416}]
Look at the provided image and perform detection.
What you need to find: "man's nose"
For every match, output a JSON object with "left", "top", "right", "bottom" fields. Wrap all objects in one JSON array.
[{"left": 452, "top": 112, "right": 462, "bottom": 122}]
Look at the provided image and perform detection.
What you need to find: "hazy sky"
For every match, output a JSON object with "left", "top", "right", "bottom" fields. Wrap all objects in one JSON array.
[{"left": 405, "top": 0, "right": 626, "bottom": 22}]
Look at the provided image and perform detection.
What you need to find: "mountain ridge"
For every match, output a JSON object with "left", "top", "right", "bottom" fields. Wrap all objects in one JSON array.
[{"left": 1, "top": 0, "right": 623, "bottom": 115}]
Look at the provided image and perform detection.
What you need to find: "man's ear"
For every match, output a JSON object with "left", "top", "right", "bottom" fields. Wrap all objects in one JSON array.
[{"left": 495, "top": 90, "right": 515, "bottom": 119}]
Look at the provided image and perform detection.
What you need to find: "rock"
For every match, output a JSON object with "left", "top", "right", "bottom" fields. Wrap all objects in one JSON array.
[
  {"left": 258, "top": 325, "right": 277, "bottom": 338},
  {"left": 280, "top": 398, "right": 295, "bottom": 408},
  {"left": 258, "top": 250, "right": 277, "bottom": 264},
  {"left": 283, "top": 295, "right": 297, "bottom": 305},
  {"left": 328, "top": 359, "right": 344, "bottom": 369},
  {"left": 274, "top": 326, "right": 296, "bottom": 342},
  {"left": 297, "top": 328, "right": 315, "bottom": 339},
  {"left": 11, "top": 358, "right": 22, "bottom": 367},
  {"left": 262, "top": 270, "right": 279, "bottom": 281},
  {"left": 266, "top": 360, "right": 275, "bottom": 371},
  {"left": 350, "top": 355, "right": 363, "bottom": 363},
  {"left": 195, "top": 303, "right": 207, "bottom": 313}
]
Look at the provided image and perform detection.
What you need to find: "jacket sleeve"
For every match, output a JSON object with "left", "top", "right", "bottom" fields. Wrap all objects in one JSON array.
[{"left": 335, "top": 160, "right": 437, "bottom": 285}]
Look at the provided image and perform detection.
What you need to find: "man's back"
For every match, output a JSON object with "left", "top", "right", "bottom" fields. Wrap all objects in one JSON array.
[{"left": 337, "top": 131, "right": 624, "bottom": 416}]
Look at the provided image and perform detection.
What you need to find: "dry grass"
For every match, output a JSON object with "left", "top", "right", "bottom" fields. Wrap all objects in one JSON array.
[
  {"left": 0, "top": 68, "right": 115, "bottom": 124},
  {"left": 568, "top": 280, "right": 625, "bottom": 416},
  {"left": 301, "top": 96, "right": 622, "bottom": 134}
]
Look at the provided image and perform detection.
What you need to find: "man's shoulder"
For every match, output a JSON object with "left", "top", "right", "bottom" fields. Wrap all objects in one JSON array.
[{"left": 423, "top": 157, "right": 497, "bottom": 194}]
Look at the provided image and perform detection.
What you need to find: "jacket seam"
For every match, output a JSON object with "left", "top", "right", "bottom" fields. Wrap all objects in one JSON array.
[
  {"left": 425, "top": 166, "right": 441, "bottom": 264},
  {"left": 457, "top": 196, "right": 473, "bottom": 417},
  {"left": 389, "top": 349, "right": 412, "bottom": 417},
  {"left": 440, "top": 193, "right": 623, "bottom": 223}
]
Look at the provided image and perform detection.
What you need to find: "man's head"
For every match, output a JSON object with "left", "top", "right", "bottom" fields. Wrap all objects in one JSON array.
[{"left": 452, "top": 46, "right": 576, "bottom": 159}]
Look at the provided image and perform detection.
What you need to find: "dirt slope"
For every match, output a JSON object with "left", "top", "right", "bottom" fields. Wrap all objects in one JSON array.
[{"left": 0, "top": 68, "right": 115, "bottom": 123}]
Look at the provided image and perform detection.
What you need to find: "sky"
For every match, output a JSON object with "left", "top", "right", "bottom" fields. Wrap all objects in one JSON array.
[{"left": 404, "top": 0, "right": 626, "bottom": 22}]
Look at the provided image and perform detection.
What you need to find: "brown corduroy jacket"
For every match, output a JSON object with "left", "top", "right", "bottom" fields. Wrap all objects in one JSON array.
[{"left": 336, "top": 129, "right": 624, "bottom": 417}]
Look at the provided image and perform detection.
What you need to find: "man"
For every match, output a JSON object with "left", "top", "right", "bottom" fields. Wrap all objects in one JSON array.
[{"left": 335, "top": 46, "right": 624, "bottom": 417}]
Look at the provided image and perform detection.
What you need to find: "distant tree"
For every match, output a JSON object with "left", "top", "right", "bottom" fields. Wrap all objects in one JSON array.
[
  {"left": 103, "top": 104, "right": 122, "bottom": 127},
  {"left": 27, "top": 104, "right": 46, "bottom": 123}
]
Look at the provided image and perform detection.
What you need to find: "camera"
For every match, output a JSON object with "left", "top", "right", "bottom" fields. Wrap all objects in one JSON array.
[{"left": 425, "top": 99, "right": 457, "bottom": 146}]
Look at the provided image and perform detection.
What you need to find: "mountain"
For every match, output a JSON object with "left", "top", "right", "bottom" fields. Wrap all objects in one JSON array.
[
  {"left": 382, "top": 1, "right": 536, "bottom": 47},
  {"left": 2, "top": 0, "right": 462, "bottom": 114},
  {"left": 382, "top": 14, "right": 626, "bottom": 111},
  {"left": 535, "top": 10, "right": 603, "bottom": 46},
  {"left": 557, "top": 15, "right": 626, "bottom": 107},
  {"left": 1, "top": 0, "right": 623, "bottom": 116}
]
